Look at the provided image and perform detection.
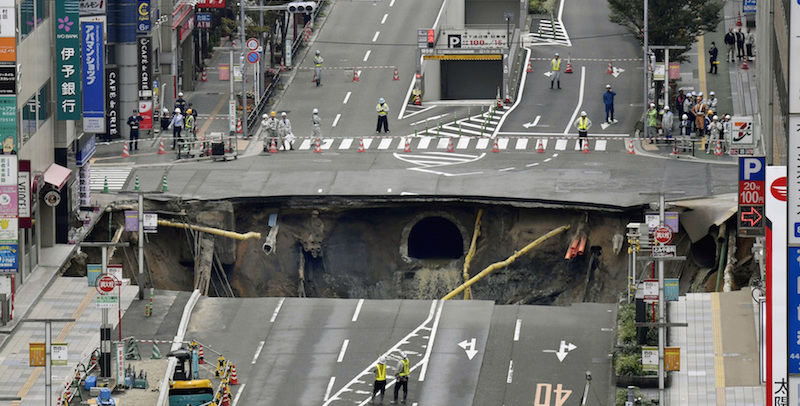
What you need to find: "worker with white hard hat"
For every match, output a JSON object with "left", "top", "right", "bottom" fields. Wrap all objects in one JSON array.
[
  {"left": 603, "top": 84, "right": 617, "bottom": 123},
  {"left": 175, "top": 91, "right": 186, "bottom": 114},
  {"left": 311, "top": 108, "right": 322, "bottom": 141},
  {"left": 706, "top": 114, "right": 724, "bottom": 154},
  {"left": 680, "top": 113, "right": 692, "bottom": 136},
  {"left": 376, "top": 98, "right": 390, "bottom": 134},
  {"left": 574, "top": 111, "right": 592, "bottom": 149},
  {"left": 371, "top": 356, "right": 388, "bottom": 404},
  {"left": 167, "top": 107, "right": 185, "bottom": 151},
  {"left": 392, "top": 351, "right": 411, "bottom": 404},
  {"left": 550, "top": 52, "right": 561, "bottom": 89},
  {"left": 661, "top": 105, "right": 674, "bottom": 140},
  {"left": 262, "top": 111, "right": 279, "bottom": 152},
  {"left": 278, "top": 112, "right": 293, "bottom": 151},
  {"left": 646, "top": 103, "right": 658, "bottom": 142}
]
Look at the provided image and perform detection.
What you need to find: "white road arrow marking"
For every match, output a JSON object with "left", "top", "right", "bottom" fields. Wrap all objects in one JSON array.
[
  {"left": 544, "top": 71, "right": 553, "bottom": 78},
  {"left": 522, "top": 115, "right": 541, "bottom": 128},
  {"left": 458, "top": 338, "right": 478, "bottom": 360},
  {"left": 555, "top": 340, "right": 577, "bottom": 362},
  {"left": 611, "top": 67, "right": 625, "bottom": 78}
]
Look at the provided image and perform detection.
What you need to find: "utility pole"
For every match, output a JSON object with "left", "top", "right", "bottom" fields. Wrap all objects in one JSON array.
[
  {"left": 19, "top": 318, "right": 75, "bottom": 406},
  {"left": 239, "top": 0, "right": 248, "bottom": 139},
  {"left": 649, "top": 45, "right": 684, "bottom": 111},
  {"left": 642, "top": 0, "right": 648, "bottom": 131}
]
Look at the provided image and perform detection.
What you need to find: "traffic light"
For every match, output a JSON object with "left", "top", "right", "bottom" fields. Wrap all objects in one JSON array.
[
  {"left": 427, "top": 29, "right": 435, "bottom": 48},
  {"left": 287, "top": 1, "right": 315, "bottom": 13}
]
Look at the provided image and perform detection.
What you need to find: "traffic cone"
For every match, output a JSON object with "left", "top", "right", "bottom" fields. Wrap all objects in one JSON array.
[
  {"left": 413, "top": 94, "right": 421, "bottom": 105},
  {"left": 714, "top": 140, "right": 723, "bottom": 156},
  {"left": 526, "top": 60, "right": 532, "bottom": 73},
  {"left": 403, "top": 137, "right": 411, "bottom": 153},
  {"left": 736, "top": 11, "right": 742, "bottom": 26},
  {"left": 393, "top": 67, "right": 399, "bottom": 81},
  {"left": 357, "top": 138, "right": 366, "bottom": 153},
  {"left": 230, "top": 364, "right": 240, "bottom": 385},
  {"left": 627, "top": 139, "right": 636, "bottom": 155},
  {"left": 157, "top": 139, "right": 166, "bottom": 154},
  {"left": 152, "top": 343, "right": 162, "bottom": 359},
  {"left": 741, "top": 58, "right": 749, "bottom": 70},
  {"left": 201, "top": 69, "right": 207, "bottom": 82},
  {"left": 312, "top": 73, "right": 317, "bottom": 83},
  {"left": 565, "top": 54, "right": 573, "bottom": 74},
  {"left": 446, "top": 138, "right": 454, "bottom": 152},
  {"left": 606, "top": 61, "right": 613, "bottom": 74},
  {"left": 671, "top": 142, "right": 679, "bottom": 156},
  {"left": 269, "top": 140, "right": 278, "bottom": 153},
  {"left": 102, "top": 176, "right": 109, "bottom": 194},
  {"left": 121, "top": 141, "right": 131, "bottom": 157},
  {"left": 536, "top": 138, "right": 545, "bottom": 153},
  {"left": 314, "top": 137, "right": 322, "bottom": 153},
  {"left": 161, "top": 173, "right": 168, "bottom": 192},
  {"left": 198, "top": 345, "right": 205, "bottom": 364},
  {"left": 221, "top": 387, "right": 230, "bottom": 406},
  {"left": 353, "top": 68, "right": 360, "bottom": 82},
  {"left": 236, "top": 119, "right": 243, "bottom": 133},
  {"left": 582, "top": 139, "right": 590, "bottom": 153},
  {"left": 492, "top": 139, "right": 500, "bottom": 153}
]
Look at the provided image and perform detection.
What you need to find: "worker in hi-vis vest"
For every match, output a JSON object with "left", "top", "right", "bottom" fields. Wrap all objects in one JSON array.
[
  {"left": 392, "top": 351, "right": 410, "bottom": 404},
  {"left": 371, "top": 357, "right": 387, "bottom": 404},
  {"left": 313, "top": 50, "right": 323, "bottom": 86},
  {"left": 574, "top": 111, "right": 592, "bottom": 149},
  {"left": 550, "top": 52, "right": 561, "bottom": 89}
]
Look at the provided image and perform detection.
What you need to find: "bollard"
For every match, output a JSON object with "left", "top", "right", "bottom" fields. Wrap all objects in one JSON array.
[
  {"left": 216, "top": 355, "right": 226, "bottom": 377},
  {"left": 102, "top": 176, "right": 109, "bottom": 194},
  {"left": 161, "top": 173, "right": 168, "bottom": 192},
  {"left": 134, "top": 175, "right": 140, "bottom": 192}
]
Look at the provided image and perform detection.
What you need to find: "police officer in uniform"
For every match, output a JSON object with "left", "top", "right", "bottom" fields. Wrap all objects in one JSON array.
[
  {"left": 127, "top": 109, "right": 143, "bottom": 151},
  {"left": 376, "top": 98, "right": 389, "bottom": 133}
]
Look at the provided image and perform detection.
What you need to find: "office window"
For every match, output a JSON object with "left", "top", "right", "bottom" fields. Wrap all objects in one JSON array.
[
  {"left": 20, "top": 0, "right": 47, "bottom": 40},
  {"left": 20, "top": 81, "right": 50, "bottom": 146}
]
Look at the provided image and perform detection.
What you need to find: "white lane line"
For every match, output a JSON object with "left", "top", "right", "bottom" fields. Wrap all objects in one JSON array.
[
  {"left": 343, "top": 91, "right": 352, "bottom": 104},
  {"left": 299, "top": 139, "right": 312, "bottom": 150},
  {"left": 381, "top": 13, "right": 388, "bottom": 24},
  {"left": 514, "top": 319, "right": 521, "bottom": 341},
  {"left": 389, "top": 0, "right": 395, "bottom": 6},
  {"left": 555, "top": 139, "right": 568, "bottom": 150},
  {"left": 497, "top": 138, "right": 509, "bottom": 149},
  {"left": 532, "top": 115, "right": 541, "bottom": 126},
  {"left": 456, "top": 137, "right": 470, "bottom": 149},
  {"left": 337, "top": 339, "right": 350, "bottom": 363},
  {"left": 506, "top": 360, "right": 514, "bottom": 383},
  {"left": 418, "top": 300, "right": 444, "bottom": 382},
  {"left": 251, "top": 341, "right": 265, "bottom": 364},
  {"left": 499, "top": 167, "right": 515, "bottom": 172},
  {"left": 339, "top": 138, "right": 353, "bottom": 149},
  {"left": 231, "top": 383, "right": 246, "bottom": 406},
  {"left": 563, "top": 66, "right": 586, "bottom": 134},
  {"left": 270, "top": 297, "right": 285, "bottom": 323},
  {"left": 363, "top": 50, "right": 371, "bottom": 62},
  {"left": 372, "top": 31, "right": 380, "bottom": 42},
  {"left": 352, "top": 298, "right": 364, "bottom": 322},
  {"left": 525, "top": 162, "right": 540, "bottom": 167},
  {"left": 362, "top": 138, "right": 374, "bottom": 149},
  {"left": 324, "top": 377, "right": 335, "bottom": 401},
  {"left": 332, "top": 114, "right": 341, "bottom": 127},
  {"left": 417, "top": 136, "right": 432, "bottom": 149}
]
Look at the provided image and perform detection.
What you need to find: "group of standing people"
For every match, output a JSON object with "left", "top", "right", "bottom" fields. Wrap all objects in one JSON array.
[
  {"left": 261, "top": 111, "right": 296, "bottom": 151},
  {"left": 371, "top": 351, "right": 411, "bottom": 404},
  {"left": 723, "top": 27, "right": 754, "bottom": 63},
  {"left": 673, "top": 89, "right": 730, "bottom": 152},
  {"left": 166, "top": 92, "right": 199, "bottom": 152}
]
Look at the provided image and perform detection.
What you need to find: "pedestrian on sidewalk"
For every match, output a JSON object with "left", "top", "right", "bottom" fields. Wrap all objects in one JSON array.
[
  {"left": 735, "top": 28, "right": 745, "bottom": 59},
  {"left": 707, "top": 91, "right": 718, "bottom": 111},
  {"left": 376, "top": 98, "right": 390, "bottom": 133},
  {"left": 708, "top": 41, "right": 718, "bottom": 74},
  {"left": 706, "top": 115, "right": 723, "bottom": 154},
  {"left": 683, "top": 92, "right": 695, "bottom": 133},
  {"left": 724, "top": 28, "right": 736, "bottom": 62},
  {"left": 262, "top": 111, "right": 279, "bottom": 152},
  {"left": 603, "top": 84, "right": 617, "bottom": 123},
  {"left": 168, "top": 108, "right": 184, "bottom": 150},
  {"left": 550, "top": 53, "right": 561, "bottom": 89},
  {"left": 371, "top": 357, "right": 387, "bottom": 405},
  {"left": 574, "top": 111, "right": 592, "bottom": 148},
  {"left": 745, "top": 29, "right": 755, "bottom": 60},
  {"left": 646, "top": 103, "right": 658, "bottom": 142},
  {"left": 661, "top": 106, "right": 674, "bottom": 140},
  {"left": 175, "top": 92, "right": 187, "bottom": 113},
  {"left": 127, "top": 109, "right": 143, "bottom": 151},
  {"left": 311, "top": 108, "right": 322, "bottom": 140},
  {"left": 680, "top": 114, "right": 692, "bottom": 136},
  {"left": 391, "top": 351, "right": 410, "bottom": 404},
  {"left": 675, "top": 89, "right": 686, "bottom": 118},
  {"left": 278, "top": 112, "right": 293, "bottom": 150},
  {"left": 313, "top": 50, "right": 323, "bottom": 86}
]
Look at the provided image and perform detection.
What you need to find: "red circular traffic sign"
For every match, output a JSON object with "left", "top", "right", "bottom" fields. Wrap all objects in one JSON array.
[
  {"left": 653, "top": 226, "right": 673, "bottom": 244},
  {"left": 96, "top": 273, "right": 118, "bottom": 295}
]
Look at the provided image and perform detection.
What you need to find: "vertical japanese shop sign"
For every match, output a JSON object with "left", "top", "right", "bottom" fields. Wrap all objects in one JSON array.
[
  {"left": 81, "top": 21, "right": 105, "bottom": 132},
  {"left": 17, "top": 160, "right": 29, "bottom": 228},
  {"left": 0, "top": 0, "right": 15, "bottom": 63},
  {"left": 56, "top": 0, "right": 81, "bottom": 120},
  {"left": 105, "top": 67, "right": 119, "bottom": 139},
  {"left": 137, "top": 0, "right": 150, "bottom": 32},
  {"left": 137, "top": 36, "right": 153, "bottom": 130}
]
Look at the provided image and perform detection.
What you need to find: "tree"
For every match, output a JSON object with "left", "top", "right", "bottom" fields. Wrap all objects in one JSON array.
[{"left": 607, "top": 0, "right": 724, "bottom": 62}]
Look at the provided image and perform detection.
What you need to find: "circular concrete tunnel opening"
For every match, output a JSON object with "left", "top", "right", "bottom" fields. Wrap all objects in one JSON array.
[{"left": 407, "top": 216, "right": 464, "bottom": 259}]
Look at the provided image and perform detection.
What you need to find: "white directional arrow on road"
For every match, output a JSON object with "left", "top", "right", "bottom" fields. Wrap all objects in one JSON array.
[
  {"left": 611, "top": 67, "right": 625, "bottom": 78},
  {"left": 543, "top": 71, "right": 553, "bottom": 78},
  {"left": 458, "top": 338, "right": 478, "bottom": 360},
  {"left": 522, "top": 116, "right": 541, "bottom": 129},
  {"left": 543, "top": 340, "right": 578, "bottom": 362}
]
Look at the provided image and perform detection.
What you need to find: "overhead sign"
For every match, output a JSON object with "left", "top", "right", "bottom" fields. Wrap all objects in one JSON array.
[
  {"left": 446, "top": 29, "right": 507, "bottom": 49},
  {"left": 196, "top": 0, "right": 226, "bottom": 8},
  {"left": 106, "top": 67, "right": 119, "bottom": 140},
  {"left": 738, "top": 156, "right": 765, "bottom": 236},
  {"left": 137, "top": 36, "right": 152, "bottom": 99}
]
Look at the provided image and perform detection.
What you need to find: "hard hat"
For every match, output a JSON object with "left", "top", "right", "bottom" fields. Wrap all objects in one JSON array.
[
  {"left": 178, "top": 92, "right": 183, "bottom": 97},
  {"left": 400, "top": 351, "right": 407, "bottom": 358},
  {"left": 678, "top": 89, "right": 684, "bottom": 92},
  {"left": 379, "top": 98, "right": 385, "bottom": 104},
  {"left": 186, "top": 108, "right": 192, "bottom": 114},
  {"left": 725, "top": 114, "right": 731, "bottom": 119},
  {"left": 174, "top": 108, "right": 181, "bottom": 113},
  {"left": 312, "top": 108, "right": 319, "bottom": 114},
  {"left": 378, "top": 357, "right": 386, "bottom": 364},
  {"left": 681, "top": 114, "right": 688, "bottom": 120},
  {"left": 709, "top": 91, "right": 715, "bottom": 96},
  {"left": 606, "top": 84, "right": 611, "bottom": 89},
  {"left": 580, "top": 111, "right": 587, "bottom": 116},
  {"left": 650, "top": 103, "right": 655, "bottom": 107},
  {"left": 697, "top": 91, "right": 703, "bottom": 97},
  {"left": 554, "top": 52, "right": 559, "bottom": 56},
  {"left": 262, "top": 113, "right": 268, "bottom": 119},
  {"left": 163, "top": 108, "right": 169, "bottom": 114},
  {"left": 664, "top": 106, "right": 669, "bottom": 110},
  {"left": 707, "top": 110, "right": 713, "bottom": 115},
  {"left": 690, "top": 91, "right": 696, "bottom": 96},
  {"left": 713, "top": 115, "right": 719, "bottom": 120},
  {"left": 270, "top": 111, "right": 276, "bottom": 117},
  {"left": 281, "top": 112, "right": 287, "bottom": 117},
  {"left": 315, "top": 50, "right": 320, "bottom": 55}
]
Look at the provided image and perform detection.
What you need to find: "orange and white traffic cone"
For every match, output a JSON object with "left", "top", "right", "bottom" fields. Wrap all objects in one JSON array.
[
  {"left": 312, "top": 73, "right": 317, "bottom": 83},
  {"left": 221, "top": 387, "right": 230, "bottom": 406},
  {"left": 201, "top": 69, "right": 207, "bottom": 82},
  {"left": 314, "top": 137, "right": 322, "bottom": 153},
  {"left": 230, "top": 364, "right": 240, "bottom": 385},
  {"left": 736, "top": 11, "right": 742, "bottom": 26},
  {"left": 269, "top": 140, "right": 278, "bottom": 153},
  {"left": 565, "top": 53, "right": 573, "bottom": 74},
  {"left": 627, "top": 139, "right": 636, "bottom": 155},
  {"left": 536, "top": 138, "right": 545, "bottom": 153},
  {"left": 404, "top": 137, "right": 411, "bottom": 153},
  {"left": 606, "top": 60, "right": 613, "bottom": 74},
  {"left": 526, "top": 60, "right": 533, "bottom": 73},
  {"left": 672, "top": 142, "right": 679, "bottom": 156},
  {"left": 236, "top": 119, "right": 243, "bottom": 133},
  {"left": 353, "top": 68, "right": 360, "bottom": 82},
  {"left": 198, "top": 345, "right": 205, "bottom": 364},
  {"left": 393, "top": 67, "right": 399, "bottom": 81},
  {"left": 715, "top": 140, "right": 723, "bottom": 156},
  {"left": 157, "top": 139, "right": 166, "bottom": 154},
  {"left": 121, "top": 141, "right": 131, "bottom": 157},
  {"left": 446, "top": 138, "right": 454, "bottom": 152},
  {"left": 741, "top": 59, "right": 749, "bottom": 70},
  {"left": 357, "top": 138, "right": 366, "bottom": 153},
  {"left": 582, "top": 139, "right": 591, "bottom": 153},
  {"left": 492, "top": 139, "right": 500, "bottom": 153}
]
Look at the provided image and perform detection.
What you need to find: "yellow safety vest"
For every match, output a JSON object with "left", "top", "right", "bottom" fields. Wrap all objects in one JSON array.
[
  {"left": 399, "top": 359, "right": 410, "bottom": 377},
  {"left": 551, "top": 58, "right": 561, "bottom": 71},
  {"left": 377, "top": 104, "right": 388, "bottom": 116},
  {"left": 376, "top": 363, "right": 386, "bottom": 381},
  {"left": 314, "top": 56, "right": 323, "bottom": 67},
  {"left": 578, "top": 117, "right": 588, "bottom": 130}
]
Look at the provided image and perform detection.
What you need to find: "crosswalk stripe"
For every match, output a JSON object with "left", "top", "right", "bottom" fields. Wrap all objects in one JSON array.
[
  {"left": 515, "top": 139, "right": 528, "bottom": 150},
  {"left": 377, "top": 138, "right": 393, "bottom": 149},
  {"left": 340, "top": 138, "right": 353, "bottom": 149},
  {"left": 555, "top": 139, "right": 568, "bottom": 150},
  {"left": 442, "top": 124, "right": 482, "bottom": 136},
  {"left": 362, "top": 138, "right": 374, "bottom": 149},
  {"left": 498, "top": 138, "right": 509, "bottom": 149},
  {"left": 595, "top": 140, "right": 607, "bottom": 151},
  {"left": 436, "top": 138, "right": 450, "bottom": 149},
  {"left": 456, "top": 137, "right": 470, "bottom": 149},
  {"left": 321, "top": 138, "right": 334, "bottom": 150},
  {"left": 476, "top": 138, "right": 490, "bottom": 149},
  {"left": 415, "top": 137, "right": 431, "bottom": 149},
  {"left": 89, "top": 166, "right": 133, "bottom": 191},
  {"left": 299, "top": 139, "right": 312, "bottom": 150}
]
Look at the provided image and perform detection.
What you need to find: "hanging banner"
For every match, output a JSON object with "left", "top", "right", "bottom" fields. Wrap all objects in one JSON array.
[
  {"left": 106, "top": 67, "right": 119, "bottom": 140},
  {"left": 137, "top": 0, "right": 150, "bottom": 32},
  {"left": 81, "top": 21, "right": 105, "bottom": 132},
  {"left": 18, "top": 160, "right": 30, "bottom": 228},
  {"left": 56, "top": 0, "right": 81, "bottom": 120},
  {"left": 0, "top": 95, "right": 16, "bottom": 154},
  {"left": 139, "top": 100, "right": 152, "bottom": 130}
]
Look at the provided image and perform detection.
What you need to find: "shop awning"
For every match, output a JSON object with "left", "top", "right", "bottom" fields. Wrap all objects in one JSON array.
[{"left": 43, "top": 163, "right": 72, "bottom": 190}]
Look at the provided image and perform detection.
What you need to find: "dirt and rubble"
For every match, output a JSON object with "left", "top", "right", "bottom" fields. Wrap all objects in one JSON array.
[{"left": 64, "top": 198, "right": 759, "bottom": 305}]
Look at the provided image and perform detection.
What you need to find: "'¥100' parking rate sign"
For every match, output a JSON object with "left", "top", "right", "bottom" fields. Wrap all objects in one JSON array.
[{"left": 738, "top": 157, "right": 765, "bottom": 236}]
